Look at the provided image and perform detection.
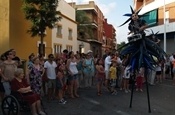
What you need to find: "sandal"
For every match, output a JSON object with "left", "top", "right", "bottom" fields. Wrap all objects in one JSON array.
[
  {"left": 97, "top": 92, "right": 101, "bottom": 96},
  {"left": 74, "top": 94, "right": 80, "bottom": 98}
]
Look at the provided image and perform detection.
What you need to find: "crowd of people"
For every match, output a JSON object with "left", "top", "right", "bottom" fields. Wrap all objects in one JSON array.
[{"left": 0, "top": 48, "right": 175, "bottom": 115}]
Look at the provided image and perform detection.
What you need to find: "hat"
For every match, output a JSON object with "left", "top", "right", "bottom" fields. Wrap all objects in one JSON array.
[{"left": 87, "top": 50, "right": 93, "bottom": 54}]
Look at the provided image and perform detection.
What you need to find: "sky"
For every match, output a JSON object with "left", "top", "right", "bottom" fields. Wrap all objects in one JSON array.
[{"left": 64, "top": 0, "right": 133, "bottom": 43}]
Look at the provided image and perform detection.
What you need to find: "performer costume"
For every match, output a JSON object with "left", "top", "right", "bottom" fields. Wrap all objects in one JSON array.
[{"left": 118, "top": 6, "right": 166, "bottom": 113}]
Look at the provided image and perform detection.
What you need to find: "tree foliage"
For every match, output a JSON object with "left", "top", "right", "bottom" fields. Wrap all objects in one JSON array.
[
  {"left": 76, "top": 10, "right": 94, "bottom": 39},
  {"left": 22, "top": 0, "right": 61, "bottom": 37}
]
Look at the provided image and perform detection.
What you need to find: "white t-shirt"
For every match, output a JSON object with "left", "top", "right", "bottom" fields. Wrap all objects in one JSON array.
[
  {"left": 104, "top": 56, "right": 112, "bottom": 71},
  {"left": 44, "top": 61, "right": 57, "bottom": 79},
  {"left": 69, "top": 62, "right": 78, "bottom": 75},
  {"left": 169, "top": 55, "right": 174, "bottom": 62}
]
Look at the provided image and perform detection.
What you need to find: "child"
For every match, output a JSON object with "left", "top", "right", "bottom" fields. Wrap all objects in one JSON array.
[
  {"left": 123, "top": 65, "right": 131, "bottom": 93},
  {"left": 156, "top": 61, "right": 162, "bottom": 83},
  {"left": 136, "top": 67, "right": 144, "bottom": 92},
  {"left": 95, "top": 58, "right": 105, "bottom": 96},
  {"left": 56, "top": 64, "right": 67, "bottom": 104},
  {"left": 109, "top": 62, "right": 117, "bottom": 95}
]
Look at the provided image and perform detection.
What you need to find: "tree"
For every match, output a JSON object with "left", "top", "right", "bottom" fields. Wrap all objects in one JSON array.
[
  {"left": 76, "top": 10, "right": 94, "bottom": 39},
  {"left": 22, "top": 0, "right": 61, "bottom": 55},
  {"left": 117, "top": 41, "right": 126, "bottom": 51}
]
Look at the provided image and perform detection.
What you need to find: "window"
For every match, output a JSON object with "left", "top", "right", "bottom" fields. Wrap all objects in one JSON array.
[
  {"left": 165, "top": 10, "right": 169, "bottom": 24},
  {"left": 57, "top": 25, "right": 62, "bottom": 38},
  {"left": 68, "top": 28, "right": 73, "bottom": 40},
  {"left": 141, "top": 9, "right": 158, "bottom": 26},
  {"left": 66, "top": 45, "right": 73, "bottom": 52},
  {"left": 54, "top": 44, "right": 62, "bottom": 54}
]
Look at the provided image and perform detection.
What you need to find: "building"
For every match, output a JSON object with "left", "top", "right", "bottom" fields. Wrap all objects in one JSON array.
[
  {"left": 0, "top": 0, "right": 77, "bottom": 59},
  {"left": 134, "top": 0, "right": 175, "bottom": 54},
  {"left": 103, "top": 19, "right": 117, "bottom": 53},
  {"left": 0, "top": 0, "right": 53, "bottom": 59},
  {"left": 70, "top": 1, "right": 117, "bottom": 56},
  {"left": 70, "top": 1, "right": 103, "bottom": 56},
  {"left": 53, "top": 0, "right": 77, "bottom": 54}
]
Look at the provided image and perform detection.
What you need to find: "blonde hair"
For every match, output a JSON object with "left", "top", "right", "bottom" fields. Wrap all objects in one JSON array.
[{"left": 14, "top": 68, "right": 24, "bottom": 77}]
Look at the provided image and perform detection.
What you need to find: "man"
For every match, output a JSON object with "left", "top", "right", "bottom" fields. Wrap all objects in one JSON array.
[
  {"left": 44, "top": 54, "right": 57, "bottom": 101},
  {"left": 104, "top": 52, "right": 115, "bottom": 90}
]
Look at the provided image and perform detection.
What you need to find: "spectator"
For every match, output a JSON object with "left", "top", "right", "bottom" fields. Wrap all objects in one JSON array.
[
  {"left": 28, "top": 57, "right": 45, "bottom": 95},
  {"left": 66, "top": 51, "right": 79, "bottom": 98},
  {"left": 56, "top": 63, "right": 67, "bottom": 104},
  {"left": 104, "top": 52, "right": 114, "bottom": 91},
  {"left": 83, "top": 53, "right": 94, "bottom": 88},
  {"left": 95, "top": 58, "right": 105, "bottom": 96},
  {"left": 136, "top": 67, "right": 144, "bottom": 92},
  {"left": 109, "top": 61, "right": 118, "bottom": 95},
  {"left": 10, "top": 49, "right": 22, "bottom": 67},
  {"left": 1, "top": 50, "right": 17, "bottom": 95},
  {"left": 44, "top": 54, "right": 57, "bottom": 101},
  {"left": 11, "top": 68, "right": 46, "bottom": 115}
]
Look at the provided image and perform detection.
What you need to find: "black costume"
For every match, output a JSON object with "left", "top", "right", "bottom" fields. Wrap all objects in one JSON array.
[{"left": 118, "top": 6, "right": 166, "bottom": 113}]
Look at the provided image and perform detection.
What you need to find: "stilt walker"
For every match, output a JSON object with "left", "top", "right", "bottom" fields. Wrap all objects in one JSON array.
[{"left": 118, "top": 6, "right": 166, "bottom": 113}]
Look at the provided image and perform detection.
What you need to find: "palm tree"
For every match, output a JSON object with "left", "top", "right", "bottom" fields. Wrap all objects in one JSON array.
[
  {"left": 22, "top": 0, "right": 61, "bottom": 55},
  {"left": 76, "top": 10, "right": 94, "bottom": 40}
]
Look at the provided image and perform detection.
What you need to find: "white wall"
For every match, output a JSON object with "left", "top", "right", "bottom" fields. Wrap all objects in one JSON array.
[{"left": 52, "top": 0, "right": 77, "bottom": 53}]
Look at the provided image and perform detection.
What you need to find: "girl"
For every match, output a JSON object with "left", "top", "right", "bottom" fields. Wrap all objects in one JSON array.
[
  {"left": 95, "top": 58, "right": 105, "bottom": 96},
  {"left": 56, "top": 64, "right": 67, "bottom": 104},
  {"left": 123, "top": 65, "right": 131, "bottom": 93},
  {"left": 136, "top": 67, "right": 144, "bottom": 92}
]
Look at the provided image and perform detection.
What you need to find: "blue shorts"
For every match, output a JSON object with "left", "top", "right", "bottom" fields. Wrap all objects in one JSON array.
[
  {"left": 68, "top": 74, "right": 78, "bottom": 81},
  {"left": 110, "top": 79, "right": 116, "bottom": 87}
]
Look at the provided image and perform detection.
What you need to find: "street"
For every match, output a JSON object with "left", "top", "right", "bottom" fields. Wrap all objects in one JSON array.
[
  {"left": 42, "top": 79, "right": 175, "bottom": 115},
  {"left": 0, "top": 79, "right": 174, "bottom": 115}
]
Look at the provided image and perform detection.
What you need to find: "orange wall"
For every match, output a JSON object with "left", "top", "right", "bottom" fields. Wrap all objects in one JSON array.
[
  {"left": 135, "top": 1, "right": 175, "bottom": 26},
  {"left": 8, "top": 0, "right": 52, "bottom": 60},
  {"left": 158, "top": 2, "right": 175, "bottom": 25},
  {"left": 0, "top": 0, "right": 10, "bottom": 54}
]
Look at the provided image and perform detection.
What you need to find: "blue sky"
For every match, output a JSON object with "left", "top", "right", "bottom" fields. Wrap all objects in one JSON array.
[{"left": 65, "top": 0, "right": 133, "bottom": 43}]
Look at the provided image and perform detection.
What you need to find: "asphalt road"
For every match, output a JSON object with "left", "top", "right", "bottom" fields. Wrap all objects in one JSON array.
[
  {"left": 0, "top": 79, "right": 174, "bottom": 115},
  {"left": 43, "top": 79, "right": 175, "bottom": 115}
]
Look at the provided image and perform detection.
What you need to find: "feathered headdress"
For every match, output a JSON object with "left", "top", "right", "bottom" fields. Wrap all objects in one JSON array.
[
  {"left": 149, "top": 29, "right": 159, "bottom": 36},
  {"left": 118, "top": 6, "right": 142, "bottom": 27}
]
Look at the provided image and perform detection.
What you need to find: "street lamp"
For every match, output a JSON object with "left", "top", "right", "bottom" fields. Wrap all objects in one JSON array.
[{"left": 79, "top": 42, "right": 84, "bottom": 53}]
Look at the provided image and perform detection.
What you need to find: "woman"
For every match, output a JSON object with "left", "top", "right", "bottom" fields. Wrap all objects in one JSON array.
[
  {"left": 66, "top": 51, "right": 79, "bottom": 98},
  {"left": 75, "top": 53, "right": 83, "bottom": 88},
  {"left": 11, "top": 68, "right": 46, "bottom": 115},
  {"left": 28, "top": 57, "right": 45, "bottom": 95},
  {"left": 1, "top": 50, "right": 17, "bottom": 96},
  {"left": 83, "top": 53, "right": 94, "bottom": 88}
]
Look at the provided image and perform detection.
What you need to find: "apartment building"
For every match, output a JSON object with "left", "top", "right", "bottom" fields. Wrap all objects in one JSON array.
[
  {"left": 103, "top": 19, "right": 117, "bottom": 53},
  {"left": 53, "top": 0, "right": 77, "bottom": 54},
  {"left": 70, "top": 1, "right": 117, "bottom": 55},
  {"left": 134, "top": 0, "right": 175, "bottom": 54}
]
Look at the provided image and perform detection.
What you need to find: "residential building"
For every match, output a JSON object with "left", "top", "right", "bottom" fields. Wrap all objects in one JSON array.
[
  {"left": 103, "top": 19, "right": 117, "bottom": 53},
  {"left": 71, "top": 1, "right": 103, "bottom": 56},
  {"left": 134, "top": 0, "right": 175, "bottom": 54},
  {"left": 53, "top": 0, "right": 77, "bottom": 54}
]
